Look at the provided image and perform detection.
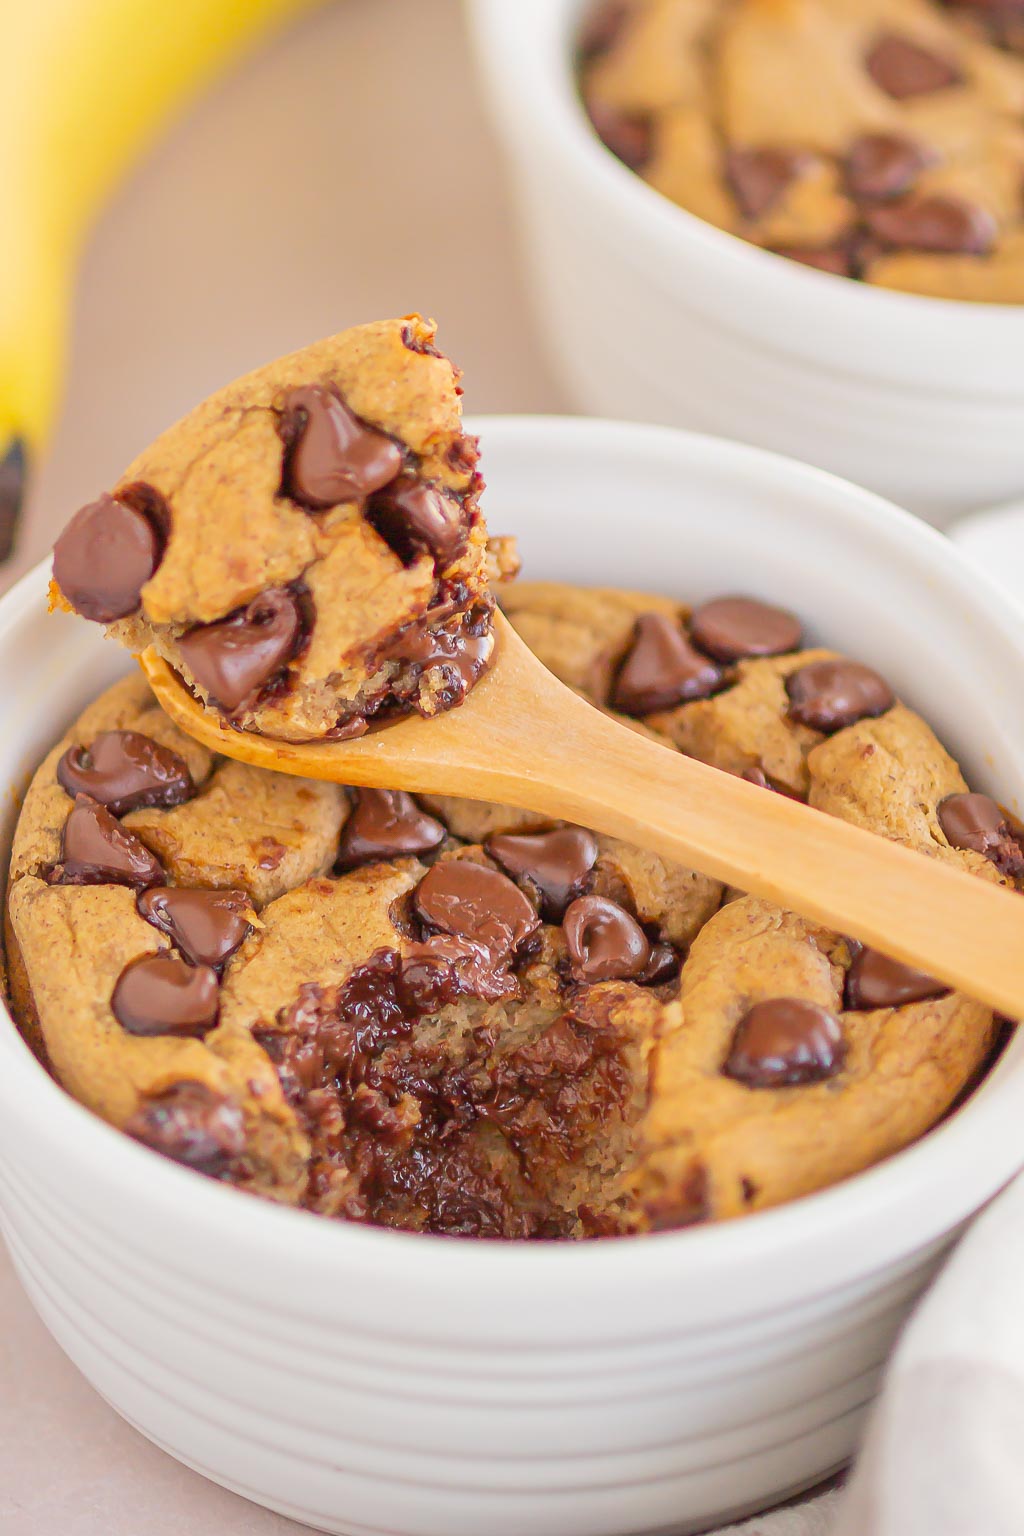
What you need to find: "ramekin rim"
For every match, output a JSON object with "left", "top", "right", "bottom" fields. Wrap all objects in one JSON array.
[{"left": 3, "top": 414, "right": 1023, "bottom": 1293}]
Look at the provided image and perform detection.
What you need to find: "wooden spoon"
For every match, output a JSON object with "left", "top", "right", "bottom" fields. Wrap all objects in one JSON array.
[{"left": 140, "top": 613, "right": 1024, "bottom": 1019}]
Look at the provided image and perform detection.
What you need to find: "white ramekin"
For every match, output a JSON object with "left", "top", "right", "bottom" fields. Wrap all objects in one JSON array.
[
  {"left": 2, "top": 417, "right": 1024, "bottom": 1536},
  {"left": 468, "top": 0, "right": 1024, "bottom": 527}
]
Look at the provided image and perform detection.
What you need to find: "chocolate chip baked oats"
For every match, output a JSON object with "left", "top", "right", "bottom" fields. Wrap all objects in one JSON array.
[
  {"left": 50, "top": 317, "right": 516, "bottom": 741},
  {"left": 5, "top": 583, "right": 1013, "bottom": 1236},
  {"left": 579, "top": 0, "right": 1024, "bottom": 300}
]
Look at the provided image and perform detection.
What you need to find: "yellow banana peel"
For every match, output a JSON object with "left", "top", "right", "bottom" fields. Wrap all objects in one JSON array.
[{"left": 0, "top": 0, "right": 325, "bottom": 557}]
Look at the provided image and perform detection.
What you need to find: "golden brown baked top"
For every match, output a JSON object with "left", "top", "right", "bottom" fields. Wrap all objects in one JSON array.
[
  {"left": 7, "top": 582, "right": 1018, "bottom": 1236},
  {"left": 579, "top": 0, "right": 1024, "bottom": 301},
  {"left": 49, "top": 317, "right": 517, "bottom": 741}
]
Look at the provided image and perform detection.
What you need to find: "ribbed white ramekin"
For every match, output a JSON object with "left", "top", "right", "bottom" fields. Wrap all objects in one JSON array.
[
  {"left": 469, "top": 0, "right": 1024, "bottom": 526},
  {"left": 2, "top": 418, "right": 1023, "bottom": 1536}
]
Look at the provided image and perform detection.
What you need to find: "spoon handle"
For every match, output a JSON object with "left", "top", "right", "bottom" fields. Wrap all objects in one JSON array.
[{"left": 476, "top": 681, "right": 1024, "bottom": 1019}]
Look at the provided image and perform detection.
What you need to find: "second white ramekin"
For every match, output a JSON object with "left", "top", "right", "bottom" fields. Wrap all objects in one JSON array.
[
  {"left": 1, "top": 417, "right": 1024, "bottom": 1535},
  {"left": 469, "top": 0, "right": 1024, "bottom": 526}
]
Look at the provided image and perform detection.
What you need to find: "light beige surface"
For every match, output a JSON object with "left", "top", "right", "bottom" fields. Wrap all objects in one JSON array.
[{"left": 0, "top": 1, "right": 563, "bottom": 1531}]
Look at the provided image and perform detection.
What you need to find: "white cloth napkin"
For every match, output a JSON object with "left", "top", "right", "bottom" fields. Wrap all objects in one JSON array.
[{"left": 712, "top": 1171, "right": 1024, "bottom": 1536}]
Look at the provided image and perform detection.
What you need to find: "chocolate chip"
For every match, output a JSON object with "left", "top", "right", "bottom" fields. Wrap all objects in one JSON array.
[
  {"left": 864, "top": 195, "right": 996, "bottom": 255},
  {"left": 279, "top": 385, "right": 402, "bottom": 509},
  {"left": 787, "top": 658, "right": 894, "bottom": 732},
  {"left": 584, "top": 93, "right": 654, "bottom": 172},
  {"left": 123, "top": 1081, "right": 246, "bottom": 1176},
  {"left": 414, "top": 860, "right": 539, "bottom": 957},
  {"left": 845, "top": 133, "right": 932, "bottom": 202},
  {"left": 742, "top": 764, "right": 805, "bottom": 800},
  {"left": 845, "top": 947, "right": 949, "bottom": 1009},
  {"left": 336, "top": 789, "right": 447, "bottom": 871},
  {"left": 52, "top": 493, "right": 162, "bottom": 622},
  {"left": 635, "top": 940, "right": 680, "bottom": 987},
  {"left": 177, "top": 586, "right": 303, "bottom": 713},
  {"left": 137, "top": 887, "right": 252, "bottom": 970},
  {"left": 562, "top": 894, "right": 650, "bottom": 982},
  {"left": 112, "top": 952, "right": 220, "bottom": 1037},
  {"left": 52, "top": 795, "right": 163, "bottom": 888},
  {"left": 400, "top": 933, "right": 519, "bottom": 1007},
  {"left": 365, "top": 475, "right": 468, "bottom": 571},
  {"left": 726, "top": 147, "right": 809, "bottom": 221},
  {"left": 724, "top": 999, "right": 845, "bottom": 1087},
  {"left": 612, "top": 613, "right": 724, "bottom": 715},
  {"left": 56, "top": 730, "right": 194, "bottom": 816},
  {"left": 938, "top": 792, "right": 1024, "bottom": 876},
  {"left": 866, "top": 34, "right": 963, "bottom": 98},
  {"left": 767, "top": 243, "right": 855, "bottom": 277},
  {"left": 486, "top": 827, "right": 600, "bottom": 921},
  {"left": 689, "top": 596, "right": 802, "bottom": 662}
]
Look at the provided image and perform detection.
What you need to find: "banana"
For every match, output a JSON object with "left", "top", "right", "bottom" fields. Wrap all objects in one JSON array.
[{"left": 0, "top": 0, "right": 325, "bottom": 558}]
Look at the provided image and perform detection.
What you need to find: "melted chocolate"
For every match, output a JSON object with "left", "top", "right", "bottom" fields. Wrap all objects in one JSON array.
[
  {"left": 336, "top": 789, "right": 446, "bottom": 871},
  {"left": 612, "top": 613, "right": 723, "bottom": 716},
  {"left": 486, "top": 826, "right": 599, "bottom": 921},
  {"left": 689, "top": 596, "right": 802, "bottom": 662},
  {"left": 51, "top": 796, "right": 163, "bottom": 889},
  {"left": 724, "top": 999, "right": 845, "bottom": 1087},
  {"left": 57, "top": 730, "right": 193, "bottom": 816},
  {"left": 562, "top": 895, "right": 650, "bottom": 982},
  {"left": 366, "top": 475, "right": 468, "bottom": 570},
  {"left": 279, "top": 384, "right": 402, "bottom": 509},
  {"left": 52, "top": 492, "right": 163, "bottom": 622},
  {"left": 845, "top": 948, "right": 949, "bottom": 1010},
  {"left": 866, "top": 33, "right": 963, "bottom": 98},
  {"left": 137, "top": 887, "right": 252, "bottom": 970},
  {"left": 787, "top": 658, "right": 895, "bottom": 733},
  {"left": 414, "top": 860, "right": 539, "bottom": 957},
  {"left": 178, "top": 586, "right": 304, "bottom": 713},
  {"left": 112, "top": 952, "right": 220, "bottom": 1038},
  {"left": 124, "top": 1082, "right": 245, "bottom": 1177},
  {"left": 938, "top": 792, "right": 1024, "bottom": 877}
]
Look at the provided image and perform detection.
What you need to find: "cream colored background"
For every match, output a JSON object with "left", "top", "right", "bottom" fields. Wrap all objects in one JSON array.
[{"left": 1, "top": 2, "right": 568, "bottom": 1531}]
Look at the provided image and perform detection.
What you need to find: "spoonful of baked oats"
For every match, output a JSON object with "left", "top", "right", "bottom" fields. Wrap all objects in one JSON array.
[{"left": 50, "top": 318, "right": 1024, "bottom": 1019}]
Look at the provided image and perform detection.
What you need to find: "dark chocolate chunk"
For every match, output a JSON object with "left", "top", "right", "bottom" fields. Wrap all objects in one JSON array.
[
  {"left": 177, "top": 586, "right": 303, "bottom": 713},
  {"left": 787, "top": 657, "right": 894, "bottom": 732},
  {"left": 124, "top": 1081, "right": 246, "bottom": 1176},
  {"left": 846, "top": 947, "right": 949, "bottom": 1009},
  {"left": 612, "top": 613, "right": 724, "bottom": 715},
  {"left": 336, "top": 789, "right": 447, "bottom": 871},
  {"left": 52, "top": 795, "right": 163, "bottom": 888},
  {"left": 279, "top": 384, "right": 402, "bottom": 509},
  {"left": 56, "top": 730, "right": 194, "bottom": 816},
  {"left": 365, "top": 475, "right": 468, "bottom": 571},
  {"left": 767, "top": 242, "right": 855, "bottom": 277},
  {"left": 635, "top": 940, "right": 680, "bottom": 987},
  {"left": 562, "top": 894, "right": 651, "bottom": 982},
  {"left": 689, "top": 595, "right": 802, "bottom": 661},
  {"left": 726, "top": 147, "right": 810, "bottom": 220},
  {"left": 864, "top": 195, "right": 996, "bottom": 255},
  {"left": 486, "top": 826, "right": 600, "bottom": 921},
  {"left": 866, "top": 33, "right": 963, "bottom": 98},
  {"left": 400, "top": 934, "right": 519, "bottom": 1006},
  {"left": 381, "top": 601, "right": 494, "bottom": 709},
  {"left": 414, "top": 859, "right": 539, "bottom": 957},
  {"left": 112, "top": 952, "right": 220, "bottom": 1038},
  {"left": 52, "top": 492, "right": 162, "bottom": 622},
  {"left": 584, "top": 92, "right": 654, "bottom": 172},
  {"left": 938, "top": 792, "right": 1024, "bottom": 877},
  {"left": 137, "top": 887, "right": 252, "bottom": 970},
  {"left": 845, "top": 133, "right": 932, "bottom": 202},
  {"left": 724, "top": 998, "right": 845, "bottom": 1087}
]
